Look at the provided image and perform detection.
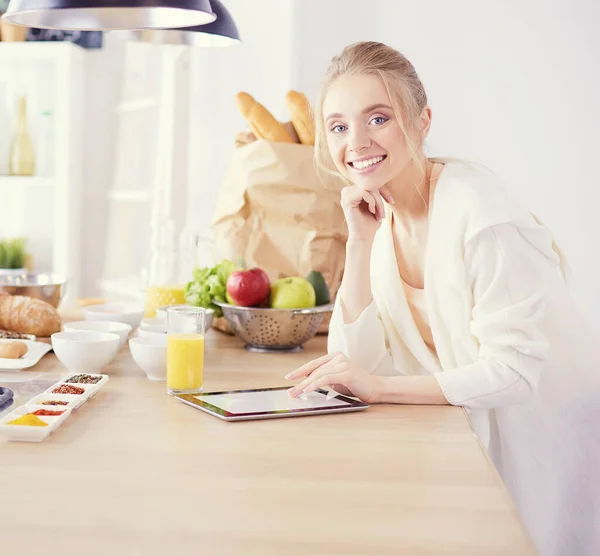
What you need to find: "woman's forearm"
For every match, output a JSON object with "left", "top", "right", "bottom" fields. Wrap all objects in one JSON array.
[
  {"left": 374, "top": 375, "right": 450, "bottom": 405},
  {"left": 338, "top": 238, "right": 375, "bottom": 324}
]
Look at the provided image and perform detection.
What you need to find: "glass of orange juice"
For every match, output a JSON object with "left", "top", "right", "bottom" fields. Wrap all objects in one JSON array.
[{"left": 166, "top": 307, "right": 206, "bottom": 395}]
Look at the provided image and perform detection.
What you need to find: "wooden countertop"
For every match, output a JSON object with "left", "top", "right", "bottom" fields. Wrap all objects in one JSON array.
[{"left": 0, "top": 330, "right": 536, "bottom": 555}]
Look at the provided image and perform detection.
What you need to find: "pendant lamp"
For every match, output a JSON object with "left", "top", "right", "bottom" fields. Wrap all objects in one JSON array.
[
  {"left": 117, "top": 0, "right": 240, "bottom": 47},
  {"left": 1, "top": 0, "right": 216, "bottom": 31}
]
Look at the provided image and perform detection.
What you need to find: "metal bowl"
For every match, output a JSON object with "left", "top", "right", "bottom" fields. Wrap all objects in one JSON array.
[
  {"left": 0, "top": 273, "right": 68, "bottom": 309},
  {"left": 213, "top": 301, "right": 334, "bottom": 353}
]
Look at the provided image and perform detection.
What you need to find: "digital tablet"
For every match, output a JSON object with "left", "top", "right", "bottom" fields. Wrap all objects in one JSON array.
[{"left": 174, "top": 386, "right": 369, "bottom": 421}]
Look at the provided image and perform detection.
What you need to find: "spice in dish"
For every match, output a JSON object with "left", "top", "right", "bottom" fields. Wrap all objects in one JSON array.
[
  {"left": 7, "top": 414, "right": 48, "bottom": 427},
  {"left": 52, "top": 384, "right": 85, "bottom": 395},
  {"left": 31, "top": 409, "right": 65, "bottom": 416},
  {"left": 65, "top": 374, "right": 102, "bottom": 384},
  {"left": 39, "top": 400, "right": 69, "bottom": 406}
]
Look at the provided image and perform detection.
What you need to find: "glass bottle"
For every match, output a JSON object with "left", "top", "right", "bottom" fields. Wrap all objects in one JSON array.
[
  {"left": 144, "top": 217, "right": 186, "bottom": 318},
  {"left": 0, "top": 83, "right": 10, "bottom": 176},
  {"left": 9, "top": 96, "right": 35, "bottom": 177},
  {"left": 35, "top": 109, "right": 54, "bottom": 177}
]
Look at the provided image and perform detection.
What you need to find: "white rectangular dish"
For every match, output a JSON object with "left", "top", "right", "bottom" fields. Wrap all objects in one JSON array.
[
  {"left": 0, "top": 339, "right": 52, "bottom": 371},
  {"left": 28, "top": 393, "right": 82, "bottom": 410},
  {"left": 60, "top": 373, "right": 109, "bottom": 390},
  {"left": 0, "top": 405, "right": 72, "bottom": 442},
  {"left": 43, "top": 382, "right": 99, "bottom": 408}
]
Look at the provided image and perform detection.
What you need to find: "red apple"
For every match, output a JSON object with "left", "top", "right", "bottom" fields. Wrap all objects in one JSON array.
[{"left": 226, "top": 267, "right": 271, "bottom": 307}]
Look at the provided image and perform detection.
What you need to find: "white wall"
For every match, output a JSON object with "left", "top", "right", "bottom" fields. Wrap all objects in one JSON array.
[
  {"left": 186, "top": 0, "right": 294, "bottom": 258},
  {"left": 288, "top": 0, "right": 600, "bottom": 326},
  {"left": 79, "top": 37, "right": 124, "bottom": 296},
  {"left": 79, "top": 0, "right": 600, "bottom": 327}
]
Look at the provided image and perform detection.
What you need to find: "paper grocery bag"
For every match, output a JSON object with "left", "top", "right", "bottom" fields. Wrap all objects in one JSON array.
[{"left": 210, "top": 140, "right": 348, "bottom": 333}]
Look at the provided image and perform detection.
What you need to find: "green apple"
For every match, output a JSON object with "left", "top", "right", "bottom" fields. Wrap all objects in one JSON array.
[
  {"left": 270, "top": 277, "right": 316, "bottom": 309},
  {"left": 225, "top": 290, "right": 236, "bottom": 305}
]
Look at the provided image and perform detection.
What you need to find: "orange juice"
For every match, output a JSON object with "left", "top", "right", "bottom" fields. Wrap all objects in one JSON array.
[
  {"left": 167, "top": 333, "right": 204, "bottom": 393},
  {"left": 145, "top": 285, "right": 186, "bottom": 318}
]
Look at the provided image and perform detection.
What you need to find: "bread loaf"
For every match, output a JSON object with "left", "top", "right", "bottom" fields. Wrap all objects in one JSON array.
[
  {"left": 0, "top": 294, "right": 62, "bottom": 337},
  {"left": 285, "top": 90, "right": 315, "bottom": 145},
  {"left": 235, "top": 92, "right": 295, "bottom": 143},
  {"left": 0, "top": 340, "right": 28, "bottom": 359}
]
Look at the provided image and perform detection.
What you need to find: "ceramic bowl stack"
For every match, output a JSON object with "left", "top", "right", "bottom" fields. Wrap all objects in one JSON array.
[
  {"left": 82, "top": 303, "right": 144, "bottom": 330},
  {"left": 64, "top": 321, "right": 132, "bottom": 347},
  {"left": 129, "top": 335, "right": 168, "bottom": 381},
  {"left": 131, "top": 305, "right": 214, "bottom": 381},
  {"left": 51, "top": 331, "right": 120, "bottom": 373}
]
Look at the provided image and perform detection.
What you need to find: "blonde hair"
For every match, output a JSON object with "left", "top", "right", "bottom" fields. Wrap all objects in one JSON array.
[
  {"left": 314, "top": 41, "right": 428, "bottom": 183},
  {"left": 313, "top": 42, "right": 570, "bottom": 280}
]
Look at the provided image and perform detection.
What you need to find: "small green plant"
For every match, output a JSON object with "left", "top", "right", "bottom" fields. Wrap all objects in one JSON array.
[{"left": 0, "top": 238, "right": 28, "bottom": 269}]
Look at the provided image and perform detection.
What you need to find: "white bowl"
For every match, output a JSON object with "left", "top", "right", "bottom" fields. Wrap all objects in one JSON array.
[
  {"left": 138, "top": 324, "right": 167, "bottom": 338},
  {"left": 51, "top": 331, "right": 120, "bottom": 374},
  {"left": 141, "top": 316, "right": 165, "bottom": 327},
  {"left": 64, "top": 320, "right": 132, "bottom": 347},
  {"left": 129, "top": 335, "right": 167, "bottom": 381},
  {"left": 82, "top": 303, "right": 144, "bottom": 330}
]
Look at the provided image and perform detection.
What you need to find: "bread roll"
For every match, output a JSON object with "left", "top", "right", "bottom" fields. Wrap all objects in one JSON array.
[
  {"left": 0, "top": 340, "right": 28, "bottom": 359},
  {"left": 0, "top": 294, "right": 62, "bottom": 337},
  {"left": 235, "top": 92, "right": 295, "bottom": 143},
  {"left": 285, "top": 90, "right": 315, "bottom": 145}
]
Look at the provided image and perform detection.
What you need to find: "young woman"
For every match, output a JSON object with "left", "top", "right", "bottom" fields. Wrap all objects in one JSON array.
[{"left": 286, "top": 42, "right": 600, "bottom": 556}]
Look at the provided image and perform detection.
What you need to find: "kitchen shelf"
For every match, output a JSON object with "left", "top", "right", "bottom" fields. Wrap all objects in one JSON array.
[
  {"left": 0, "top": 41, "right": 83, "bottom": 61},
  {"left": 0, "top": 41, "right": 85, "bottom": 305},
  {"left": 0, "top": 176, "right": 54, "bottom": 188}
]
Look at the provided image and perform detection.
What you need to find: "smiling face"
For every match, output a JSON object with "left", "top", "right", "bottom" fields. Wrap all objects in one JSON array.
[{"left": 323, "top": 73, "right": 417, "bottom": 192}]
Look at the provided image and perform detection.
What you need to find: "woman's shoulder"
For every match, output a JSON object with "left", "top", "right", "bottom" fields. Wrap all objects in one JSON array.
[{"left": 431, "top": 158, "right": 533, "bottom": 241}]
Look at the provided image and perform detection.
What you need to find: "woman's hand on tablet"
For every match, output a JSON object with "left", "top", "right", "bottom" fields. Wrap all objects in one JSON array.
[{"left": 285, "top": 352, "right": 382, "bottom": 404}]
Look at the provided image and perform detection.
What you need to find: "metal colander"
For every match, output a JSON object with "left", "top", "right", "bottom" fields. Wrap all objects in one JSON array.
[{"left": 213, "top": 301, "right": 334, "bottom": 353}]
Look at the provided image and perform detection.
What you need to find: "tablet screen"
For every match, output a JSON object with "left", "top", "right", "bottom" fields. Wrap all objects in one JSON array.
[{"left": 194, "top": 388, "right": 351, "bottom": 414}]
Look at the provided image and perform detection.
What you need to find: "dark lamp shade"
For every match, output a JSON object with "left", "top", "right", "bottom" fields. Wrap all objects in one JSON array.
[
  {"left": 2, "top": 0, "right": 216, "bottom": 31},
  {"left": 116, "top": 0, "right": 240, "bottom": 47}
]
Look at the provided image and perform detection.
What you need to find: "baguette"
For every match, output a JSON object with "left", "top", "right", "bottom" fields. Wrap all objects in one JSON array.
[
  {"left": 0, "top": 340, "right": 28, "bottom": 359},
  {"left": 235, "top": 92, "right": 295, "bottom": 143},
  {"left": 0, "top": 293, "right": 62, "bottom": 337},
  {"left": 285, "top": 90, "right": 315, "bottom": 145}
]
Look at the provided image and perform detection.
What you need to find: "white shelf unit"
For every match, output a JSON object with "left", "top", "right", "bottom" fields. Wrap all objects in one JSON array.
[
  {"left": 0, "top": 42, "right": 84, "bottom": 305},
  {"left": 99, "top": 42, "right": 190, "bottom": 303}
]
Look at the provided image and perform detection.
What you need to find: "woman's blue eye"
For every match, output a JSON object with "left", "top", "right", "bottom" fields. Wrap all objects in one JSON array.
[
  {"left": 331, "top": 124, "right": 347, "bottom": 133},
  {"left": 370, "top": 116, "right": 388, "bottom": 125}
]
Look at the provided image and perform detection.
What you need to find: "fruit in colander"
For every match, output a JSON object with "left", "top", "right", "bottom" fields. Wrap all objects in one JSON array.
[
  {"left": 226, "top": 267, "right": 271, "bottom": 307},
  {"left": 269, "top": 277, "right": 316, "bottom": 309}
]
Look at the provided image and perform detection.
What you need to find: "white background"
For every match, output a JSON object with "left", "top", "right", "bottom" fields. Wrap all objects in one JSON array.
[{"left": 76, "top": 0, "right": 600, "bottom": 327}]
